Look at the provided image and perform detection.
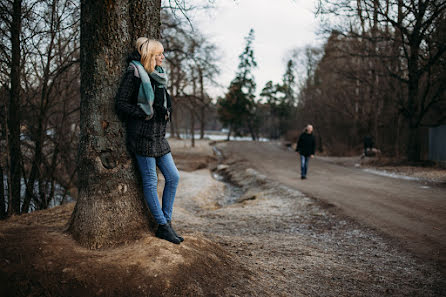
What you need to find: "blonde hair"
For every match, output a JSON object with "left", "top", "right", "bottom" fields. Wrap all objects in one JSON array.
[{"left": 136, "top": 37, "right": 164, "bottom": 73}]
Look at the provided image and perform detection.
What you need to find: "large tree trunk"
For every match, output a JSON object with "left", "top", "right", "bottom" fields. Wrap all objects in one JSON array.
[
  {"left": 8, "top": 0, "right": 22, "bottom": 215},
  {"left": 67, "top": 0, "right": 161, "bottom": 249}
]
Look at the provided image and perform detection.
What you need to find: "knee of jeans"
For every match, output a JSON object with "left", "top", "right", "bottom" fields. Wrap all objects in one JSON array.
[
  {"left": 141, "top": 173, "right": 157, "bottom": 188},
  {"left": 166, "top": 170, "right": 180, "bottom": 185}
]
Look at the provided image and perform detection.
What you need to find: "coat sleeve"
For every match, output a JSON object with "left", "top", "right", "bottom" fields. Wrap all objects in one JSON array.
[
  {"left": 115, "top": 68, "right": 147, "bottom": 120},
  {"left": 296, "top": 134, "right": 302, "bottom": 152},
  {"left": 311, "top": 135, "right": 316, "bottom": 155}
]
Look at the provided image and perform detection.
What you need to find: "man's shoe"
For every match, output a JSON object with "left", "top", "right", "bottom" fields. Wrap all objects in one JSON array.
[
  {"left": 301, "top": 176, "right": 306, "bottom": 180},
  {"left": 168, "top": 220, "right": 184, "bottom": 242},
  {"left": 155, "top": 223, "right": 181, "bottom": 244}
]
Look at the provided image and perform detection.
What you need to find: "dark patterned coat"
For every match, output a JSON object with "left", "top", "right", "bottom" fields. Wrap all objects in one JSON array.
[{"left": 115, "top": 52, "right": 172, "bottom": 157}]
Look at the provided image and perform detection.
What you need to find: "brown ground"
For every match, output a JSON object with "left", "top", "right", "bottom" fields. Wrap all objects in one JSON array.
[
  {"left": 0, "top": 203, "right": 250, "bottom": 297},
  {"left": 0, "top": 139, "right": 445, "bottom": 296}
]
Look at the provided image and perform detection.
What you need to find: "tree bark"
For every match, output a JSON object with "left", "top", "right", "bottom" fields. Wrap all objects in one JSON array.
[
  {"left": 67, "top": 0, "right": 161, "bottom": 249},
  {"left": 8, "top": 0, "right": 22, "bottom": 215}
]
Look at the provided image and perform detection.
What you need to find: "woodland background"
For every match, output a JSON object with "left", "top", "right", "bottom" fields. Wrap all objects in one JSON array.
[{"left": 1, "top": 0, "right": 445, "bottom": 217}]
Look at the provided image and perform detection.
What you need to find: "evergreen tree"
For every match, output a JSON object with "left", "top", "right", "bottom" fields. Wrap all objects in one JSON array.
[
  {"left": 275, "top": 59, "right": 297, "bottom": 136},
  {"left": 218, "top": 29, "right": 258, "bottom": 140},
  {"left": 261, "top": 60, "right": 298, "bottom": 139},
  {"left": 280, "top": 59, "right": 297, "bottom": 107},
  {"left": 260, "top": 81, "right": 278, "bottom": 105},
  {"left": 260, "top": 80, "right": 280, "bottom": 139}
]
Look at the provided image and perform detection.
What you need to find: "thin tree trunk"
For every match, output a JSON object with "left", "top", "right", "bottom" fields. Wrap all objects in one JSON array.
[
  {"left": 199, "top": 67, "right": 205, "bottom": 139},
  {"left": 407, "top": 125, "right": 420, "bottom": 162},
  {"left": 190, "top": 109, "right": 195, "bottom": 147},
  {"left": 46, "top": 140, "right": 60, "bottom": 208},
  {"left": 0, "top": 165, "right": 5, "bottom": 219},
  {"left": 248, "top": 121, "right": 256, "bottom": 141},
  {"left": 395, "top": 113, "right": 402, "bottom": 158},
  {"left": 68, "top": 0, "right": 161, "bottom": 249},
  {"left": 200, "top": 106, "right": 205, "bottom": 139},
  {"left": 191, "top": 78, "right": 197, "bottom": 147},
  {"left": 8, "top": 0, "right": 22, "bottom": 214},
  {"left": 406, "top": 53, "right": 421, "bottom": 161},
  {"left": 22, "top": 0, "right": 57, "bottom": 213},
  {"left": 38, "top": 178, "right": 46, "bottom": 210},
  {"left": 22, "top": 127, "right": 43, "bottom": 212},
  {"left": 2, "top": 104, "right": 12, "bottom": 217}
]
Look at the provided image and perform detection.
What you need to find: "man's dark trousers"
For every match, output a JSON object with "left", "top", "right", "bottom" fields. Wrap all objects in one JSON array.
[{"left": 300, "top": 154, "right": 309, "bottom": 178}]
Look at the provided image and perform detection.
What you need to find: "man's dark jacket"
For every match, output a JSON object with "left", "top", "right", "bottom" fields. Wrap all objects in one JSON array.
[
  {"left": 296, "top": 132, "right": 316, "bottom": 157},
  {"left": 115, "top": 51, "right": 172, "bottom": 157}
]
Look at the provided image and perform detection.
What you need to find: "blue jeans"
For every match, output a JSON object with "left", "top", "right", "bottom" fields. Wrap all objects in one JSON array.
[
  {"left": 300, "top": 154, "right": 309, "bottom": 177},
  {"left": 135, "top": 152, "right": 180, "bottom": 225}
]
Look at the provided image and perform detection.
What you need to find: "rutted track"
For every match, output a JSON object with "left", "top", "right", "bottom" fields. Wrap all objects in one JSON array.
[
  {"left": 170, "top": 141, "right": 445, "bottom": 296},
  {"left": 214, "top": 141, "right": 446, "bottom": 274}
]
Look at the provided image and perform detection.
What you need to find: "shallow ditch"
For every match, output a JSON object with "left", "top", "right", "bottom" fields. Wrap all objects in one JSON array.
[{"left": 209, "top": 144, "right": 249, "bottom": 207}]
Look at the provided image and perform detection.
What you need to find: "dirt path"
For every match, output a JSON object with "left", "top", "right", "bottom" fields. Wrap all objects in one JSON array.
[{"left": 217, "top": 141, "right": 446, "bottom": 272}]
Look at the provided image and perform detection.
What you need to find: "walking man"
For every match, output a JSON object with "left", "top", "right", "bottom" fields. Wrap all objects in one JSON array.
[{"left": 296, "top": 124, "right": 316, "bottom": 179}]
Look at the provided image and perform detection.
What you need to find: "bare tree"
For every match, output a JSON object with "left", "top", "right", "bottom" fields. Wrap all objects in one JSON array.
[
  {"left": 318, "top": 0, "right": 446, "bottom": 160},
  {"left": 20, "top": 0, "right": 80, "bottom": 213},
  {"left": 0, "top": 0, "right": 24, "bottom": 215},
  {"left": 161, "top": 7, "right": 220, "bottom": 141},
  {"left": 0, "top": 0, "right": 81, "bottom": 216}
]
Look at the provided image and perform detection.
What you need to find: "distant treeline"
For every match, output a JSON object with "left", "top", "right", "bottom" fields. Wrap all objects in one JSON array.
[
  {"left": 295, "top": 0, "right": 446, "bottom": 160},
  {"left": 217, "top": 0, "right": 445, "bottom": 161}
]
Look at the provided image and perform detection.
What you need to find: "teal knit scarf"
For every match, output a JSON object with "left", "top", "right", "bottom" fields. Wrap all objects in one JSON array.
[{"left": 129, "top": 60, "right": 168, "bottom": 119}]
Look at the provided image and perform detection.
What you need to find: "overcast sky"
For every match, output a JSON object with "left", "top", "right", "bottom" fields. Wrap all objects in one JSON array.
[{"left": 186, "top": 0, "right": 322, "bottom": 97}]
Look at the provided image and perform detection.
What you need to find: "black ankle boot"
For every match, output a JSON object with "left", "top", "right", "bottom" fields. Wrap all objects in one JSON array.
[
  {"left": 155, "top": 223, "right": 181, "bottom": 244},
  {"left": 168, "top": 221, "right": 184, "bottom": 242}
]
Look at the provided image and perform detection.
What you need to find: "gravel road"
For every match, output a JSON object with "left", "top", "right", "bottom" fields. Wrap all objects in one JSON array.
[{"left": 217, "top": 141, "right": 446, "bottom": 273}]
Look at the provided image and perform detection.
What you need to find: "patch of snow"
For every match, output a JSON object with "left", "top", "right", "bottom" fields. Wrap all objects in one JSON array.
[
  {"left": 216, "top": 164, "right": 229, "bottom": 171},
  {"left": 362, "top": 168, "right": 421, "bottom": 181},
  {"left": 211, "top": 171, "right": 225, "bottom": 181},
  {"left": 166, "top": 132, "right": 269, "bottom": 142},
  {"left": 212, "top": 146, "right": 223, "bottom": 158}
]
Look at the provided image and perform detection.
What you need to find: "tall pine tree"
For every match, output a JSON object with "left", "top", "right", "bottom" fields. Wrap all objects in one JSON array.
[
  {"left": 260, "top": 80, "right": 280, "bottom": 139},
  {"left": 275, "top": 59, "right": 297, "bottom": 136},
  {"left": 218, "top": 29, "right": 258, "bottom": 140},
  {"left": 260, "top": 59, "right": 297, "bottom": 139}
]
